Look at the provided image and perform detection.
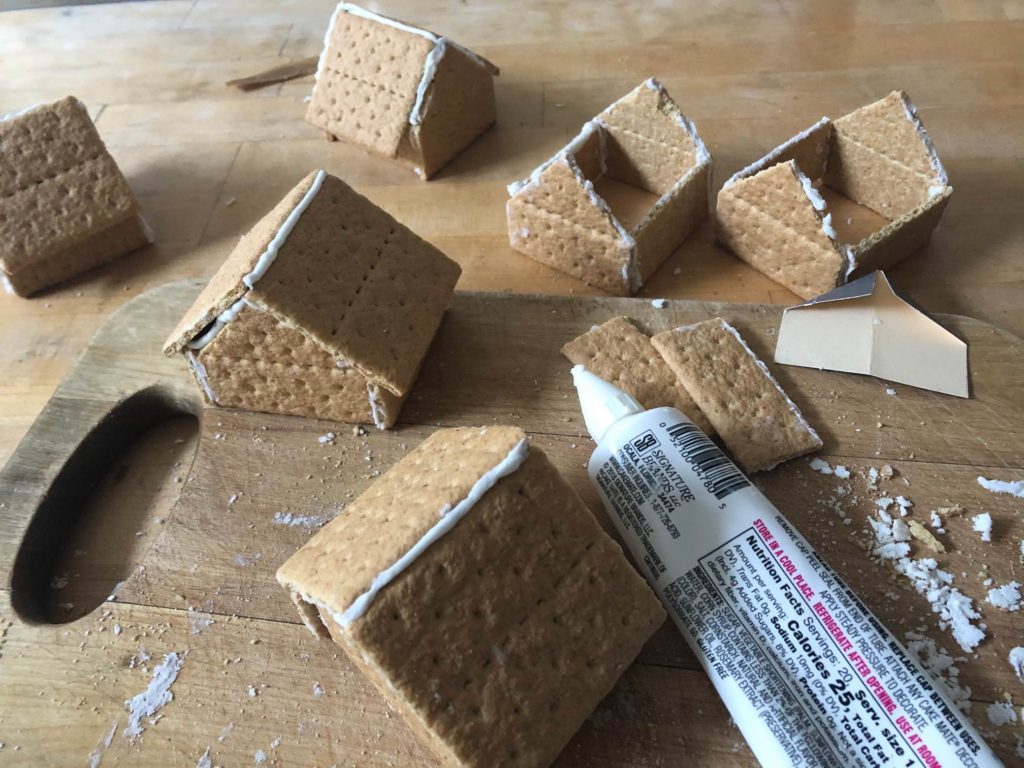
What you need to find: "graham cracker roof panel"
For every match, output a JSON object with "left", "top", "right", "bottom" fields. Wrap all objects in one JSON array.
[
  {"left": 599, "top": 79, "right": 708, "bottom": 195},
  {"left": 725, "top": 116, "right": 832, "bottom": 187},
  {"left": 349, "top": 447, "right": 664, "bottom": 767},
  {"left": 0, "top": 96, "right": 139, "bottom": 273},
  {"left": 826, "top": 91, "right": 950, "bottom": 219},
  {"left": 249, "top": 173, "right": 460, "bottom": 396},
  {"left": 276, "top": 426, "right": 527, "bottom": 626},
  {"left": 162, "top": 171, "right": 322, "bottom": 356},
  {"left": 306, "top": 7, "right": 437, "bottom": 157}
]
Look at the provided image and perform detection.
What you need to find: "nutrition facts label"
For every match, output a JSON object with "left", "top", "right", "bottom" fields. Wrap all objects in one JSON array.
[{"left": 591, "top": 411, "right": 998, "bottom": 768}]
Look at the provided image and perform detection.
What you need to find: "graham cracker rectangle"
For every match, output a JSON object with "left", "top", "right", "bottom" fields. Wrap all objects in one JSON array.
[
  {"left": 278, "top": 426, "right": 664, "bottom": 767},
  {"left": 306, "top": 8, "right": 435, "bottom": 158},
  {"left": 825, "top": 91, "right": 947, "bottom": 220},
  {"left": 716, "top": 160, "right": 847, "bottom": 300},
  {"left": 0, "top": 96, "right": 145, "bottom": 293},
  {"left": 652, "top": 318, "right": 822, "bottom": 472},
  {"left": 561, "top": 316, "right": 713, "bottom": 435}
]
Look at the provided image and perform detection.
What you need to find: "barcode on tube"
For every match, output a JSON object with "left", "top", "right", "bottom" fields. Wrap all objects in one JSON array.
[{"left": 666, "top": 422, "right": 750, "bottom": 500}]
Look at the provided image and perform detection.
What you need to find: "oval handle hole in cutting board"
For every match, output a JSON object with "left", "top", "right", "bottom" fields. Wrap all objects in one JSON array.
[{"left": 10, "top": 387, "right": 200, "bottom": 625}]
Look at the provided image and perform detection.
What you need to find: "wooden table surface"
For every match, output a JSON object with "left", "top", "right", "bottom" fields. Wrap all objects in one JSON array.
[{"left": 1, "top": 0, "right": 1023, "bottom": 468}]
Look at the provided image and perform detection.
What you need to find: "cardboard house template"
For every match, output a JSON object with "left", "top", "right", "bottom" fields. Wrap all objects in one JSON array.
[
  {"left": 277, "top": 425, "right": 665, "bottom": 768},
  {"left": 163, "top": 170, "right": 461, "bottom": 429},
  {"left": 506, "top": 78, "right": 712, "bottom": 296},
  {"left": 774, "top": 271, "right": 968, "bottom": 398},
  {"left": 716, "top": 91, "right": 952, "bottom": 300},
  {"left": 0, "top": 96, "right": 151, "bottom": 297},
  {"left": 306, "top": 3, "right": 499, "bottom": 179}
]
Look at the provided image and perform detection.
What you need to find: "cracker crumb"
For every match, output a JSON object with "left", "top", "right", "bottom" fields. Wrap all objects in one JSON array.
[{"left": 908, "top": 520, "right": 945, "bottom": 553}]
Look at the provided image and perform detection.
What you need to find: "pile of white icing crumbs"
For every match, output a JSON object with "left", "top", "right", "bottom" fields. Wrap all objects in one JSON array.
[
  {"left": 977, "top": 476, "right": 1024, "bottom": 498},
  {"left": 890, "top": 556, "right": 985, "bottom": 653},
  {"left": 985, "top": 581, "right": 1021, "bottom": 612},
  {"left": 809, "top": 457, "right": 850, "bottom": 479},
  {"left": 986, "top": 701, "right": 1018, "bottom": 727},
  {"left": 971, "top": 512, "right": 993, "bottom": 542},
  {"left": 1010, "top": 646, "right": 1024, "bottom": 681},
  {"left": 124, "top": 651, "right": 186, "bottom": 740}
]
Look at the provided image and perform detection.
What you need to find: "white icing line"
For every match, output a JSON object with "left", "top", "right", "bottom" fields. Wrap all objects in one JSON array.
[
  {"left": 0, "top": 102, "right": 44, "bottom": 122},
  {"left": 186, "top": 297, "right": 250, "bottom": 350},
  {"left": 184, "top": 170, "right": 326, "bottom": 351},
  {"left": 644, "top": 77, "right": 711, "bottom": 166},
  {"left": 718, "top": 319, "right": 821, "bottom": 462},
  {"left": 338, "top": 437, "right": 530, "bottom": 626},
  {"left": 336, "top": 2, "right": 437, "bottom": 42},
  {"left": 1, "top": 272, "right": 14, "bottom": 296},
  {"left": 725, "top": 116, "right": 831, "bottom": 188},
  {"left": 791, "top": 163, "right": 851, "bottom": 282},
  {"left": 243, "top": 170, "right": 326, "bottom": 288},
  {"left": 138, "top": 214, "right": 155, "bottom": 244},
  {"left": 313, "top": 3, "right": 346, "bottom": 83},
  {"left": 367, "top": 384, "right": 387, "bottom": 430},
  {"left": 186, "top": 351, "right": 218, "bottom": 403},
  {"left": 899, "top": 92, "right": 948, "bottom": 186},
  {"left": 507, "top": 119, "right": 602, "bottom": 196},
  {"left": 410, "top": 39, "right": 446, "bottom": 127}
]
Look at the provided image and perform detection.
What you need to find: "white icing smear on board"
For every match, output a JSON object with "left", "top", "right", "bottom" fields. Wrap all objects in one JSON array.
[
  {"left": 977, "top": 475, "right": 1024, "bottom": 498},
  {"left": 338, "top": 437, "right": 529, "bottom": 626},
  {"left": 124, "top": 651, "right": 186, "bottom": 741},
  {"left": 186, "top": 170, "right": 326, "bottom": 351}
]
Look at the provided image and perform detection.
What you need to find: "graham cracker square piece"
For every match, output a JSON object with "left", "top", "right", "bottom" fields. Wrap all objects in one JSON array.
[
  {"left": 307, "top": 3, "right": 498, "bottom": 179},
  {"left": 561, "top": 316, "right": 713, "bottom": 434},
  {"left": 0, "top": 96, "right": 150, "bottom": 297},
  {"left": 277, "top": 425, "right": 665, "bottom": 767},
  {"left": 506, "top": 78, "right": 711, "bottom": 295},
  {"left": 163, "top": 169, "right": 460, "bottom": 429},
  {"left": 652, "top": 318, "right": 822, "bottom": 472}
]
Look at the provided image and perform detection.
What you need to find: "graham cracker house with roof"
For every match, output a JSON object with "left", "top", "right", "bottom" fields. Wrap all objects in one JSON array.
[
  {"left": 277, "top": 425, "right": 665, "bottom": 768},
  {"left": 0, "top": 96, "right": 151, "bottom": 297},
  {"left": 716, "top": 90, "right": 952, "bottom": 300},
  {"left": 307, "top": 3, "right": 499, "bottom": 179},
  {"left": 163, "top": 170, "right": 461, "bottom": 430},
  {"left": 506, "top": 78, "right": 712, "bottom": 296}
]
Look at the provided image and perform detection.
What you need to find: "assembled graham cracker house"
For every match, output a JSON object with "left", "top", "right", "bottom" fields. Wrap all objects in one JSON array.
[
  {"left": 716, "top": 91, "right": 952, "bottom": 300},
  {"left": 307, "top": 3, "right": 499, "bottom": 179},
  {"left": 277, "top": 425, "right": 665, "bottom": 768},
  {"left": 506, "top": 78, "right": 711, "bottom": 295},
  {"left": 163, "top": 170, "right": 461, "bottom": 429},
  {"left": 0, "top": 96, "right": 151, "bottom": 297}
]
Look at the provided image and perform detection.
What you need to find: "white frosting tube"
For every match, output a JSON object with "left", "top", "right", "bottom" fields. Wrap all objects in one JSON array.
[{"left": 338, "top": 437, "right": 530, "bottom": 626}]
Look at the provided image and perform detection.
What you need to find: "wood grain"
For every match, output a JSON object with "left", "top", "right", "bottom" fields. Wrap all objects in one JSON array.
[
  {"left": 0, "top": 280, "right": 1021, "bottom": 765},
  {"left": 1, "top": 0, "right": 1023, "bottom": 472}
]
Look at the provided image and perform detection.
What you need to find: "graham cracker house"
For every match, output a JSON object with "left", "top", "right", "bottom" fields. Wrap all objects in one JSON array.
[
  {"left": 716, "top": 90, "right": 952, "bottom": 300},
  {"left": 306, "top": 3, "right": 499, "bottom": 179},
  {"left": 163, "top": 170, "right": 461, "bottom": 429},
  {"left": 277, "top": 425, "right": 665, "bottom": 768},
  {"left": 506, "top": 78, "right": 711, "bottom": 296},
  {"left": 0, "top": 96, "right": 151, "bottom": 297}
]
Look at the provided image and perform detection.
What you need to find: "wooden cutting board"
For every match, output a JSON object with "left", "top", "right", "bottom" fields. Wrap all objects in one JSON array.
[{"left": 0, "top": 280, "right": 1022, "bottom": 767}]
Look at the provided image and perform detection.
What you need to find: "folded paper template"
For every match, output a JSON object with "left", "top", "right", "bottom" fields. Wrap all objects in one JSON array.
[
  {"left": 773, "top": 271, "right": 968, "bottom": 397},
  {"left": 717, "top": 91, "right": 952, "bottom": 300}
]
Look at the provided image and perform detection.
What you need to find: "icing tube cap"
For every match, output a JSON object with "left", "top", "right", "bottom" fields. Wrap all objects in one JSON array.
[{"left": 571, "top": 365, "right": 644, "bottom": 443}]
